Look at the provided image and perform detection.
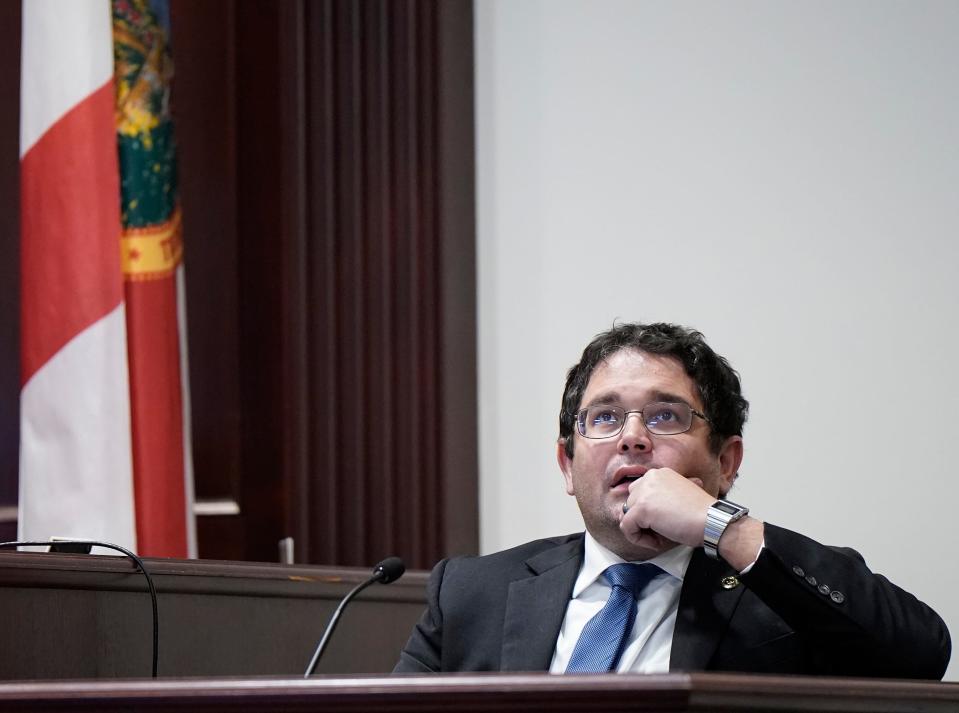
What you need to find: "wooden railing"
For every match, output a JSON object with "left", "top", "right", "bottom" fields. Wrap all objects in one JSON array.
[
  {"left": 1, "top": 551, "right": 956, "bottom": 712},
  {"left": 0, "top": 550, "right": 427, "bottom": 678},
  {"left": 0, "top": 673, "right": 957, "bottom": 712}
]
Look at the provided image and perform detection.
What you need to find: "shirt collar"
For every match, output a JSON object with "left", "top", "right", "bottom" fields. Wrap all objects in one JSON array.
[{"left": 572, "top": 531, "right": 694, "bottom": 598}]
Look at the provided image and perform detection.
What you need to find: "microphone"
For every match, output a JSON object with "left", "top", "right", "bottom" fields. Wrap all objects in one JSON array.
[
  {"left": 303, "top": 556, "right": 405, "bottom": 677},
  {"left": 371, "top": 555, "right": 405, "bottom": 584}
]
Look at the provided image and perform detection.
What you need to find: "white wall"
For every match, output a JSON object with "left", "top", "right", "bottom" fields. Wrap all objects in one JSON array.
[{"left": 476, "top": 0, "right": 959, "bottom": 680}]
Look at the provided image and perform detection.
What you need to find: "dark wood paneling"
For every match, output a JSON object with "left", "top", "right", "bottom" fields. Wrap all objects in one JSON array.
[
  {"left": 1, "top": 674, "right": 958, "bottom": 713},
  {"left": 168, "top": 1, "right": 243, "bottom": 520},
  {"left": 171, "top": 0, "right": 478, "bottom": 568},
  {"left": 292, "top": 0, "right": 477, "bottom": 568},
  {"left": 436, "top": 1, "right": 478, "bottom": 557},
  {"left": 0, "top": 551, "right": 427, "bottom": 679},
  {"left": 0, "top": 0, "right": 476, "bottom": 568},
  {"left": 0, "top": 2, "right": 21, "bottom": 521},
  {"left": 233, "top": 0, "right": 294, "bottom": 564}
]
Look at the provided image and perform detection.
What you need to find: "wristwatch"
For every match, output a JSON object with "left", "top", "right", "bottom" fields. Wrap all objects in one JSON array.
[{"left": 704, "top": 499, "right": 749, "bottom": 560}]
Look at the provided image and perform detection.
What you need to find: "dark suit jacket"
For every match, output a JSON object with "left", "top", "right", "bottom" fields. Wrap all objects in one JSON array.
[{"left": 394, "top": 523, "right": 950, "bottom": 678}]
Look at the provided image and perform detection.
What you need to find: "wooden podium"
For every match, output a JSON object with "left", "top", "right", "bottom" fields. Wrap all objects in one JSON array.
[
  {"left": 0, "top": 673, "right": 956, "bottom": 712},
  {"left": 0, "top": 550, "right": 427, "bottom": 678},
  {"left": 0, "top": 551, "right": 956, "bottom": 711}
]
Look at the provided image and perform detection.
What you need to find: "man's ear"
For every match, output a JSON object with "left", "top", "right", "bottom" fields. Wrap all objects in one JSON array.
[
  {"left": 557, "top": 438, "right": 575, "bottom": 496},
  {"left": 717, "top": 435, "right": 744, "bottom": 497}
]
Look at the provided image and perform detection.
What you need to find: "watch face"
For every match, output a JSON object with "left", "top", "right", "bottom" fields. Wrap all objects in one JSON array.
[{"left": 713, "top": 501, "right": 740, "bottom": 515}]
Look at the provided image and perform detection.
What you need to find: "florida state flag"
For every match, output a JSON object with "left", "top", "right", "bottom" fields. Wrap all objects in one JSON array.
[
  {"left": 113, "top": 0, "right": 195, "bottom": 557},
  {"left": 19, "top": 0, "right": 195, "bottom": 557}
]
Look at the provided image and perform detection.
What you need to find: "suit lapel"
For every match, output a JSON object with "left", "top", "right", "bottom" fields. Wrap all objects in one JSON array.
[
  {"left": 669, "top": 548, "right": 746, "bottom": 671},
  {"left": 500, "top": 536, "right": 583, "bottom": 671}
]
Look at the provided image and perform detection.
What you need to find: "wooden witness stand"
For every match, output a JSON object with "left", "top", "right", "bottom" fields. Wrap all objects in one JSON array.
[
  {"left": 0, "top": 674, "right": 957, "bottom": 713},
  {"left": 0, "top": 550, "right": 427, "bottom": 678},
  {"left": 0, "top": 551, "right": 956, "bottom": 712}
]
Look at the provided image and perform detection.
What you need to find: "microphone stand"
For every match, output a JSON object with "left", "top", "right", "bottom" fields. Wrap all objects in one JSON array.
[
  {"left": 304, "top": 575, "right": 379, "bottom": 677},
  {"left": 303, "top": 557, "right": 404, "bottom": 677}
]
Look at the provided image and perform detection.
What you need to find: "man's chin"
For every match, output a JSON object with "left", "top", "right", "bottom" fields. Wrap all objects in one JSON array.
[
  {"left": 619, "top": 533, "right": 678, "bottom": 562},
  {"left": 590, "top": 522, "right": 677, "bottom": 562}
]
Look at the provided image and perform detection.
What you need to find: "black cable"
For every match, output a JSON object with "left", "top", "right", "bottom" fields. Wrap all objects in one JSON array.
[{"left": 0, "top": 539, "right": 159, "bottom": 678}]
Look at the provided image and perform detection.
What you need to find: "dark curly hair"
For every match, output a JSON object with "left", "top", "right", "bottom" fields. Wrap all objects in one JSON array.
[{"left": 560, "top": 323, "right": 749, "bottom": 458}]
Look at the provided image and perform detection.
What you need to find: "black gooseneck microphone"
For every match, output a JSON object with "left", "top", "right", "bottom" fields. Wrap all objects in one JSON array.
[
  {"left": 0, "top": 539, "right": 159, "bottom": 678},
  {"left": 303, "top": 556, "right": 405, "bottom": 677}
]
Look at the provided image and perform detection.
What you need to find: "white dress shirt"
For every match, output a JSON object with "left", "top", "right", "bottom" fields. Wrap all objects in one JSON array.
[{"left": 549, "top": 533, "right": 693, "bottom": 673}]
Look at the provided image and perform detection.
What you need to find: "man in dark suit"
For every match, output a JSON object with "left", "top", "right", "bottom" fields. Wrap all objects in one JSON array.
[{"left": 394, "top": 323, "right": 951, "bottom": 678}]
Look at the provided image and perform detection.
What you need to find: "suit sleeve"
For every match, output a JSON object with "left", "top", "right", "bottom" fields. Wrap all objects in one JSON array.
[
  {"left": 393, "top": 558, "right": 448, "bottom": 673},
  {"left": 741, "top": 523, "right": 951, "bottom": 679}
]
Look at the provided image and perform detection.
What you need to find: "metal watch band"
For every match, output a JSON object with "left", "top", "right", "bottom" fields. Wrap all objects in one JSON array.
[{"left": 703, "top": 499, "right": 749, "bottom": 560}]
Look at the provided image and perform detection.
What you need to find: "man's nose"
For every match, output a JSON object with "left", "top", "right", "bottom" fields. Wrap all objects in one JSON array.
[{"left": 618, "top": 411, "right": 651, "bottom": 452}]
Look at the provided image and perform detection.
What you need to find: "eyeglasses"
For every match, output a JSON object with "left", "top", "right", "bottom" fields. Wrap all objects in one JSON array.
[{"left": 574, "top": 402, "right": 708, "bottom": 439}]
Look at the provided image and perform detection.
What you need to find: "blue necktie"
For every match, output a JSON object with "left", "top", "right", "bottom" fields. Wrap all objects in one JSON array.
[{"left": 566, "top": 562, "right": 665, "bottom": 673}]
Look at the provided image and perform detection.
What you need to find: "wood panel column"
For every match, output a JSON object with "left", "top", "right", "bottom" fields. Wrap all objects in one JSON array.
[{"left": 172, "top": 0, "right": 477, "bottom": 569}]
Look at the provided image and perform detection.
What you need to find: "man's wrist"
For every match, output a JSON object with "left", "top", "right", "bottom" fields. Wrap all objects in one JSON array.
[{"left": 718, "top": 516, "right": 765, "bottom": 571}]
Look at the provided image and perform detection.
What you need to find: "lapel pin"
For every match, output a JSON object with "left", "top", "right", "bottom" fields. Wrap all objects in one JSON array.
[{"left": 720, "top": 575, "right": 740, "bottom": 590}]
